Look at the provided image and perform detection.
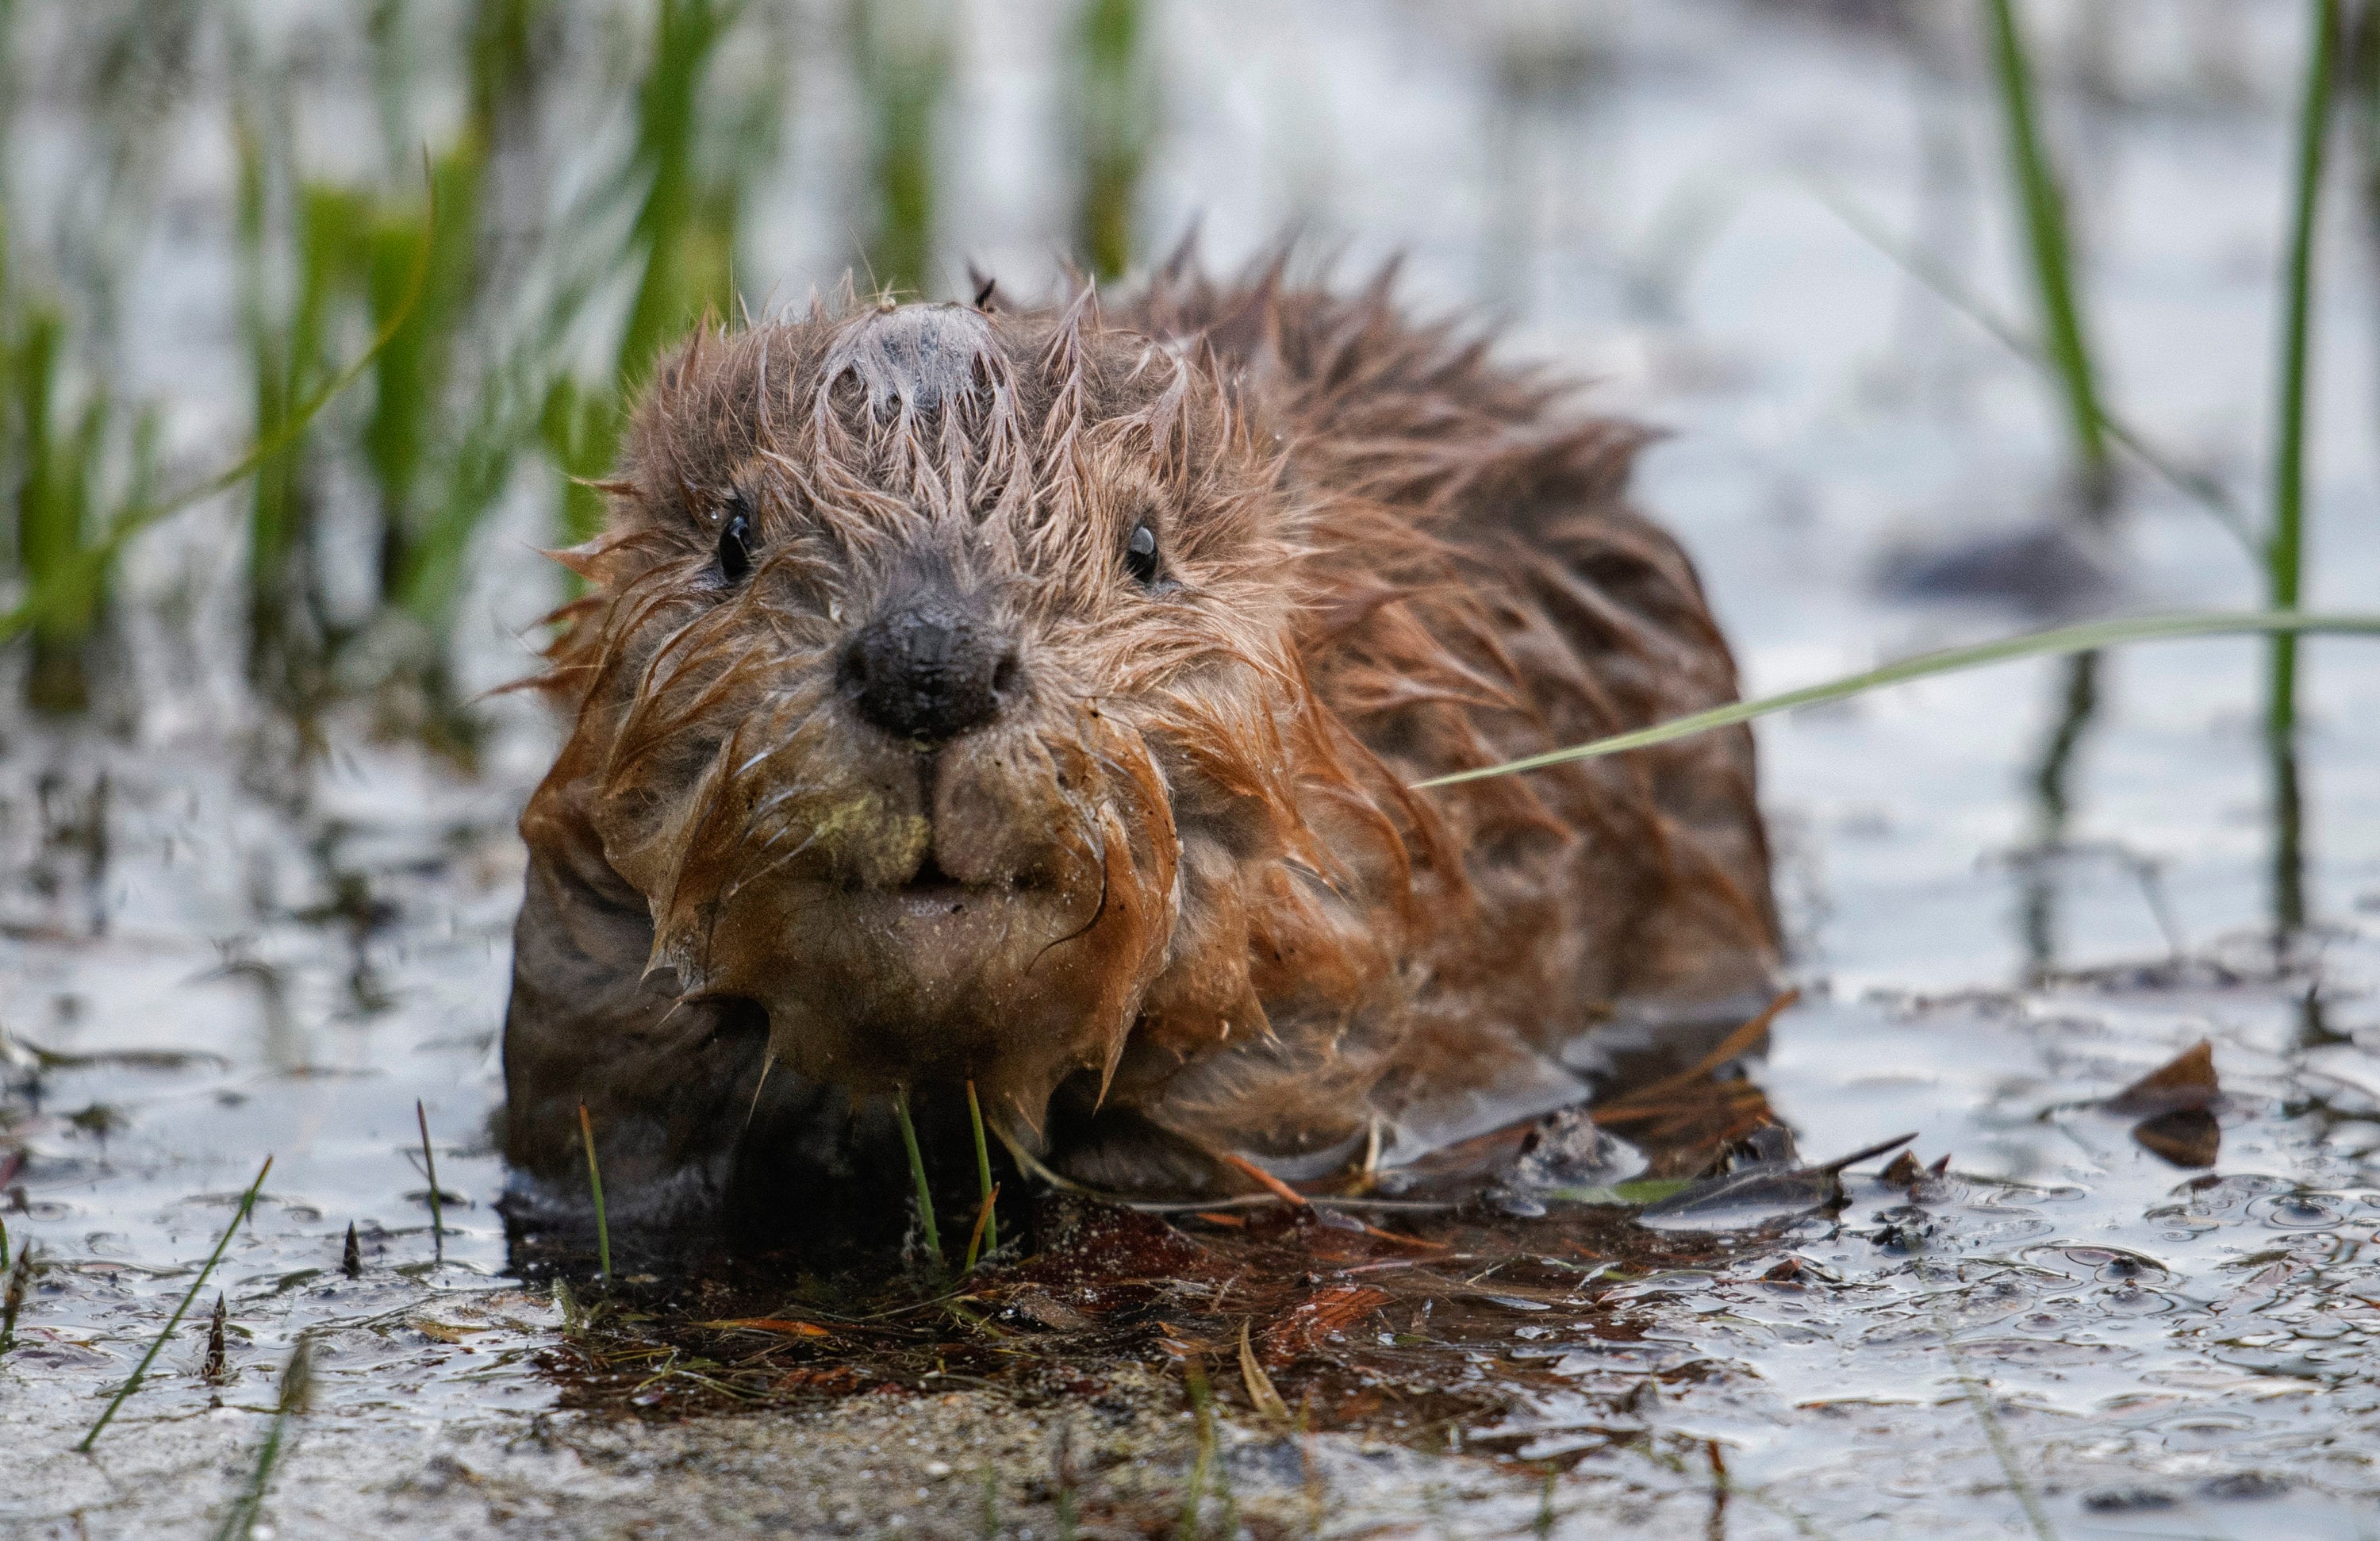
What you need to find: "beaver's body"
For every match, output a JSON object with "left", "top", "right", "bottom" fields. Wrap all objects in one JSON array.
[{"left": 503, "top": 268, "right": 1775, "bottom": 1221}]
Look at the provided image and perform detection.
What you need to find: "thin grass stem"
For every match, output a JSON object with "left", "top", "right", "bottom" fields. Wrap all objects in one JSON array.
[
  {"left": 79, "top": 1154, "right": 272, "bottom": 1452},
  {"left": 1177, "top": 1361, "right": 1215, "bottom": 1540},
  {"left": 211, "top": 1332, "right": 311, "bottom": 1541},
  {"left": 578, "top": 1101, "right": 611, "bottom": 1284},
  {"left": 1984, "top": 0, "right": 2107, "bottom": 486},
  {"left": 963, "top": 1184, "right": 1000, "bottom": 1274},
  {"left": 1803, "top": 177, "right": 2257, "bottom": 553},
  {"left": 1412, "top": 610, "right": 2380, "bottom": 789},
  {"left": 1940, "top": 1323, "right": 2057, "bottom": 1541},
  {"left": 965, "top": 1078, "right": 997, "bottom": 1262},
  {"left": 416, "top": 1100, "right": 443, "bottom": 1261},
  {"left": 893, "top": 1088, "right": 945, "bottom": 1271}
]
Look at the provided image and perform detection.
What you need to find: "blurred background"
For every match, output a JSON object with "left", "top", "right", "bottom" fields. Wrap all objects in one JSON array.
[{"left": 3, "top": 0, "right": 2370, "bottom": 751}]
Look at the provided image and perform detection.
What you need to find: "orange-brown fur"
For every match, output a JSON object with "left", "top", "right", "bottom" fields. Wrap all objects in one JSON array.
[{"left": 502, "top": 261, "right": 1777, "bottom": 1213}]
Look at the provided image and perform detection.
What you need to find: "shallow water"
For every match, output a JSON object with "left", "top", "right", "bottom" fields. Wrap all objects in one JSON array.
[{"left": 7, "top": 0, "right": 2380, "bottom": 1535}]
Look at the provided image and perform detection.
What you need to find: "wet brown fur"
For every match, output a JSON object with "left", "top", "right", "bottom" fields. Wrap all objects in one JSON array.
[{"left": 502, "top": 259, "right": 1778, "bottom": 1210}]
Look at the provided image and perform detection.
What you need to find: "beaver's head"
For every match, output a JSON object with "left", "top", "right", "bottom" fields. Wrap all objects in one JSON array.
[{"left": 535, "top": 296, "right": 1418, "bottom": 1148}]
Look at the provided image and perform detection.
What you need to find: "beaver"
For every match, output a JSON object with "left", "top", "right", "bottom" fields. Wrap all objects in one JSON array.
[{"left": 501, "top": 262, "right": 1778, "bottom": 1228}]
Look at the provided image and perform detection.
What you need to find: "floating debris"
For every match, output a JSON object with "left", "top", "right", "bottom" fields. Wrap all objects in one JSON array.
[{"left": 2106, "top": 1041, "right": 2224, "bottom": 1168}]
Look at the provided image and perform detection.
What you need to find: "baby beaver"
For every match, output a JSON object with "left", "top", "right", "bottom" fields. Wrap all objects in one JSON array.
[{"left": 503, "top": 265, "right": 1778, "bottom": 1227}]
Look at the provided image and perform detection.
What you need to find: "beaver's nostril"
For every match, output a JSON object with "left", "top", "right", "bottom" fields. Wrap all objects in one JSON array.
[{"left": 843, "top": 598, "right": 1013, "bottom": 743}]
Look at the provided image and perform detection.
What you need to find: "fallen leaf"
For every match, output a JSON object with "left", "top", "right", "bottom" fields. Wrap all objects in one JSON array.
[{"left": 2105, "top": 1040, "right": 2219, "bottom": 1118}]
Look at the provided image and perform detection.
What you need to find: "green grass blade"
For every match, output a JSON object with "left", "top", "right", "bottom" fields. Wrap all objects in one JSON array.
[
  {"left": 893, "top": 1088, "right": 945, "bottom": 1271},
  {"left": 965, "top": 1078, "right": 997, "bottom": 1265},
  {"left": 79, "top": 1155, "right": 273, "bottom": 1452},
  {"left": 1411, "top": 611, "right": 2380, "bottom": 790},
  {"left": 211, "top": 1332, "right": 312, "bottom": 1541},
  {"left": 2268, "top": 0, "right": 2339, "bottom": 737},
  {"left": 1985, "top": 0, "right": 2107, "bottom": 481}
]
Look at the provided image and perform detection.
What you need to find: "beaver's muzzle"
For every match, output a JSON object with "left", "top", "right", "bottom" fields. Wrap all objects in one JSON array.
[{"left": 837, "top": 586, "right": 1022, "bottom": 744}]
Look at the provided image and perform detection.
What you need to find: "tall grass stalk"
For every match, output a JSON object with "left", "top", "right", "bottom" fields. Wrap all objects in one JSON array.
[
  {"left": 965, "top": 1078, "right": 997, "bottom": 1262},
  {"left": 211, "top": 1333, "right": 312, "bottom": 1541},
  {"left": 79, "top": 1155, "right": 272, "bottom": 1452},
  {"left": 2272, "top": 1, "right": 2340, "bottom": 663},
  {"left": 1413, "top": 610, "right": 2380, "bottom": 789},
  {"left": 892, "top": 1088, "right": 945, "bottom": 1271},
  {"left": 2267, "top": 0, "right": 2340, "bottom": 933},
  {"left": 578, "top": 1101, "right": 611, "bottom": 1284},
  {"left": 1072, "top": 0, "right": 1155, "bottom": 280},
  {"left": 1984, "top": 0, "right": 2109, "bottom": 501}
]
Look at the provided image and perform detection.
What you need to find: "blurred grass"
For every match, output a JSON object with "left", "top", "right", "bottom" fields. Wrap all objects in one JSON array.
[
  {"left": 6, "top": 291, "right": 155, "bottom": 716},
  {"left": 1073, "top": 0, "right": 1156, "bottom": 281},
  {"left": 854, "top": 0, "right": 953, "bottom": 297}
]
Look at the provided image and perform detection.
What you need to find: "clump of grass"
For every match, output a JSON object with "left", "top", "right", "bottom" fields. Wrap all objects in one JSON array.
[
  {"left": 892, "top": 1087, "right": 945, "bottom": 1272},
  {"left": 79, "top": 1154, "right": 272, "bottom": 1452},
  {"left": 852, "top": 0, "right": 954, "bottom": 296},
  {"left": 1983, "top": 0, "right": 2109, "bottom": 509},
  {"left": 212, "top": 1332, "right": 312, "bottom": 1541},
  {"left": 2, "top": 279, "right": 158, "bottom": 717},
  {"left": 1071, "top": 0, "right": 1157, "bottom": 280},
  {"left": 0, "top": 168, "right": 430, "bottom": 655},
  {"left": 578, "top": 1101, "right": 611, "bottom": 1285}
]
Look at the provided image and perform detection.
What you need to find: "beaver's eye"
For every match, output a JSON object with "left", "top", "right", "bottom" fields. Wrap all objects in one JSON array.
[
  {"left": 717, "top": 498, "right": 754, "bottom": 582},
  {"left": 1123, "top": 520, "right": 1161, "bottom": 589}
]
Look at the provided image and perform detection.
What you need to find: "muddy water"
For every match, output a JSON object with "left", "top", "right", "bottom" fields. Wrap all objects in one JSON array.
[{"left": 9, "top": 0, "right": 2380, "bottom": 1535}]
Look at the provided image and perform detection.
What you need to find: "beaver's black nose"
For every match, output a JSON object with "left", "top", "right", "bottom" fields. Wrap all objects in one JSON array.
[{"left": 839, "top": 596, "right": 1019, "bottom": 743}]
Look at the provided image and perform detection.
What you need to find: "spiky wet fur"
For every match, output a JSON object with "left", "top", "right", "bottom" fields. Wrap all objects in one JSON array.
[{"left": 502, "top": 260, "right": 1778, "bottom": 1218}]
